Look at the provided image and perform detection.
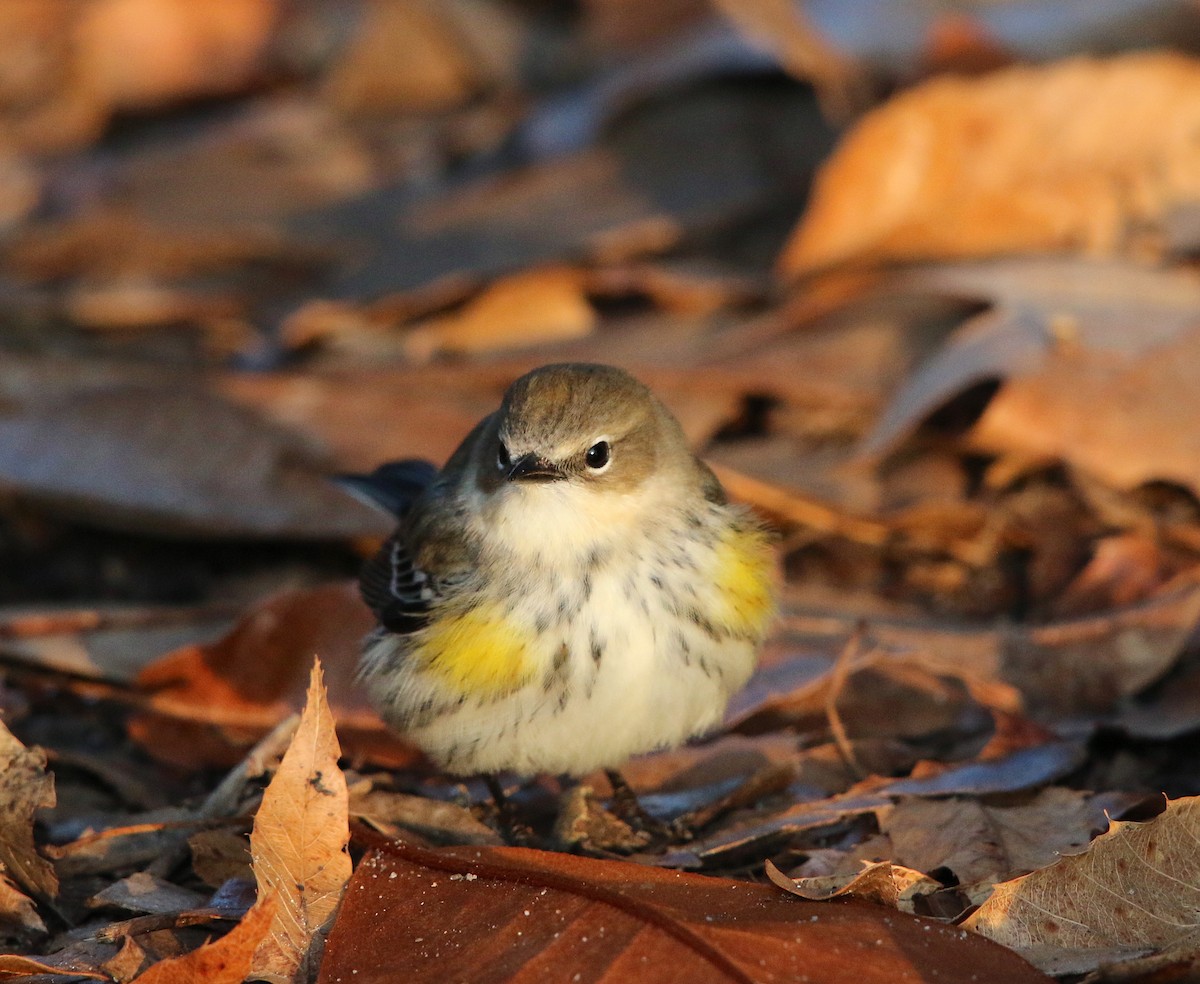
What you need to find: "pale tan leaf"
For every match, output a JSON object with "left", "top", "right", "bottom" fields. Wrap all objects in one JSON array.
[
  {"left": 250, "top": 660, "right": 351, "bottom": 984},
  {"left": 129, "top": 893, "right": 277, "bottom": 984},
  {"left": 780, "top": 51, "right": 1200, "bottom": 275},
  {"left": 767, "top": 858, "right": 940, "bottom": 913},
  {"left": 0, "top": 717, "right": 57, "bottom": 900},
  {"left": 965, "top": 796, "right": 1200, "bottom": 974}
]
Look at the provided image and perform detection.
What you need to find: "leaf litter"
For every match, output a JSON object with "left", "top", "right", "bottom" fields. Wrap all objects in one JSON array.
[{"left": 0, "top": 5, "right": 1200, "bottom": 983}]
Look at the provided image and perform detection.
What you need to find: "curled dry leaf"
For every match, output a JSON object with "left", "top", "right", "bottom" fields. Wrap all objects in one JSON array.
[
  {"left": 250, "top": 661, "right": 351, "bottom": 984},
  {"left": 965, "top": 796, "right": 1200, "bottom": 975},
  {"left": 766, "top": 858, "right": 940, "bottom": 914},
  {"left": 126, "top": 893, "right": 277, "bottom": 984},
  {"left": 0, "top": 718, "right": 57, "bottom": 900},
  {"left": 780, "top": 52, "right": 1200, "bottom": 275},
  {"left": 319, "top": 835, "right": 1050, "bottom": 984}
]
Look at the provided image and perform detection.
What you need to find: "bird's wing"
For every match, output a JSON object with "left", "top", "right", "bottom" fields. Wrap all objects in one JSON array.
[
  {"left": 360, "top": 531, "right": 440, "bottom": 634},
  {"left": 357, "top": 415, "right": 495, "bottom": 635}
]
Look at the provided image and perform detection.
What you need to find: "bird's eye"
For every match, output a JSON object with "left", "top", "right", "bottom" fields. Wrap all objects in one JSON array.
[
  {"left": 496, "top": 442, "right": 511, "bottom": 472},
  {"left": 585, "top": 440, "right": 611, "bottom": 471}
]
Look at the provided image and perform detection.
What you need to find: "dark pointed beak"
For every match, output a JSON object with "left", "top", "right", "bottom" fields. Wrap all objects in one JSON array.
[{"left": 507, "top": 453, "right": 565, "bottom": 483}]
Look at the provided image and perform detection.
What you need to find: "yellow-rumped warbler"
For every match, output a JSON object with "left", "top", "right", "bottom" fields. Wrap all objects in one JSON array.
[{"left": 347, "top": 363, "right": 776, "bottom": 778}]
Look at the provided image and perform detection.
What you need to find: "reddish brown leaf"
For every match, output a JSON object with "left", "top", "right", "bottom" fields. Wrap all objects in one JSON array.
[
  {"left": 129, "top": 582, "right": 418, "bottom": 768},
  {"left": 320, "top": 835, "right": 1050, "bottom": 984}
]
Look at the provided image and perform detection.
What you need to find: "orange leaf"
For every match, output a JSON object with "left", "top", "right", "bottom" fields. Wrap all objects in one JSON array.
[
  {"left": 130, "top": 894, "right": 277, "bottom": 984},
  {"left": 780, "top": 52, "right": 1200, "bottom": 275}
]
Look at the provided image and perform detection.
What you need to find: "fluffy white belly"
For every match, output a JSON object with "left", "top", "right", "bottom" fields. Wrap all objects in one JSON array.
[{"left": 365, "top": 558, "right": 758, "bottom": 777}]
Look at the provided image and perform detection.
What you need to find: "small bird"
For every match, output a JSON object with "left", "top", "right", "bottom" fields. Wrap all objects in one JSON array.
[{"left": 348, "top": 363, "right": 776, "bottom": 781}]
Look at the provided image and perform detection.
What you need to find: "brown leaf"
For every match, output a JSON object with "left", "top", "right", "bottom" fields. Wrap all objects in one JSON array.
[
  {"left": 76, "top": 0, "right": 279, "bottom": 111},
  {"left": 970, "top": 328, "right": 1200, "bottom": 496},
  {"left": 870, "top": 789, "right": 1116, "bottom": 886},
  {"left": 321, "top": 0, "right": 518, "bottom": 116},
  {"left": 766, "top": 858, "right": 940, "bottom": 913},
  {"left": 965, "top": 796, "right": 1200, "bottom": 974},
  {"left": 775, "top": 576, "right": 1200, "bottom": 716},
  {"left": 403, "top": 266, "right": 598, "bottom": 362},
  {"left": 779, "top": 52, "right": 1200, "bottom": 274},
  {"left": 860, "top": 259, "right": 1200, "bottom": 459},
  {"left": 250, "top": 661, "right": 351, "bottom": 984},
  {"left": 0, "top": 873, "right": 43, "bottom": 936},
  {"left": 128, "top": 893, "right": 277, "bottom": 984},
  {"left": 101, "top": 935, "right": 150, "bottom": 983},
  {"left": 319, "top": 836, "right": 1050, "bottom": 984},
  {"left": 0, "top": 952, "right": 108, "bottom": 980},
  {"left": 0, "top": 382, "right": 389, "bottom": 538},
  {"left": 129, "top": 582, "right": 415, "bottom": 769},
  {"left": 0, "top": 717, "right": 57, "bottom": 900}
]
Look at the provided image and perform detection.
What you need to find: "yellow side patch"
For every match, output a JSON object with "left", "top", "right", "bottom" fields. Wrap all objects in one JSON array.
[
  {"left": 712, "top": 527, "right": 777, "bottom": 640},
  {"left": 417, "top": 604, "right": 535, "bottom": 698}
]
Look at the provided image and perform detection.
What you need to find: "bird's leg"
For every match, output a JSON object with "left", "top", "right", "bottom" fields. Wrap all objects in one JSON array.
[
  {"left": 603, "top": 769, "right": 683, "bottom": 841},
  {"left": 484, "top": 774, "right": 533, "bottom": 846}
]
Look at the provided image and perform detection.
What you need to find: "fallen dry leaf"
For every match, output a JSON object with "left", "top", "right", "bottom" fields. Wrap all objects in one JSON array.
[
  {"left": 0, "top": 717, "right": 57, "bottom": 900},
  {"left": 322, "top": 0, "right": 520, "bottom": 116},
  {"left": 76, "top": 0, "right": 279, "bottom": 112},
  {"left": 867, "top": 788, "right": 1114, "bottom": 886},
  {"left": 0, "top": 952, "right": 108, "bottom": 980},
  {"left": 775, "top": 574, "right": 1200, "bottom": 716},
  {"left": 403, "top": 265, "right": 598, "bottom": 362},
  {"left": 0, "top": 874, "right": 42, "bottom": 936},
  {"left": 965, "top": 795, "right": 1200, "bottom": 974},
  {"left": 859, "top": 258, "right": 1200, "bottom": 458},
  {"left": 127, "top": 893, "right": 277, "bottom": 984},
  {"left": 0, "top": 381, "right": 389, "bottom": 538},
  {"left": 320, "top": 834, "right": 1050, "bottom": 984},
  {"left": 711, "top": 0, "right": 871, "bottom": 117},
  {"left": 249, "top": 661, "right": 351, "bottom": 984},
  {"left": 102, "top": 935, "right": 149, "bottom": 983},
  {"left": 129, "top": 582, "right": 413, "bottom": 768},
  {"left": 766, "top": 858, "right": 940, "bottom": 913},
  {"left": 779, "top": 51, "right": 1200, "bottom": 275},
  {"left": 969, "top": 328, "right": 1200, "bottom": 496}
]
